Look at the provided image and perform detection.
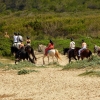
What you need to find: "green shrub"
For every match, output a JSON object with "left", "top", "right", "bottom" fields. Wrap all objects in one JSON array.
[{"left": 18, "top": 69, "right": 29, "bottom": 75}]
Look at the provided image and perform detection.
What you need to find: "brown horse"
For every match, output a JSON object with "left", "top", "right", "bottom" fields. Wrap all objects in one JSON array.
[
  {"left": 68, "top": 47, "right": 92, "bottom": 63},
  {"left": 11, "top": 45, "right": 37, "bottom": 64},
  {"left": 74, "top": 47, "right": 92, "bottom": 60}
]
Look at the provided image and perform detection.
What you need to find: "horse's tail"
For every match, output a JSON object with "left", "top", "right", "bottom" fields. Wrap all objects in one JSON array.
[
  {"left": 31, "top": 48, "right": 37, "bottom": 60},
  {"left": 55, "top": 49, "right": 62, "bottom": 60}
]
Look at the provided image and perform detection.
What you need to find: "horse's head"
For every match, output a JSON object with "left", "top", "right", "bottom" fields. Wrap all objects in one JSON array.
[
  {"left": 38, "top": 44, "right": 46, "bottom": 52},
  {"left": 63, "top": 48, "right": 69, "bottom": 55},
  {"left": 94, "top": 45, "right": 100, "bottom": 53},
  {"left": 11, "top": 46, "right": 19, "bottom": 56}
]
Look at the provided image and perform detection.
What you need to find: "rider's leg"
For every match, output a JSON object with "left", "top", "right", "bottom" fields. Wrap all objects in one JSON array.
[{"left": 78, "top": 48, "right": 82, "bottom": 56}]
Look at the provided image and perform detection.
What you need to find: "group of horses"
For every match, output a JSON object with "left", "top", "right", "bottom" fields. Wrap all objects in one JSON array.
[
  {"left": 63, "top": 47, "right": 92, "bottom": 63},
  {"left": 11, "top": 44, "right": 100, "bottom": 65},
  {"left": 11, "top": 45, "right": 37, "bottom": 64}
]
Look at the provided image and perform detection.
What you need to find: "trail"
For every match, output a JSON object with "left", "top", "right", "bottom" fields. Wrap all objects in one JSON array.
[{"left": 0, "top": 53, "right": 100, "bottom": 100}]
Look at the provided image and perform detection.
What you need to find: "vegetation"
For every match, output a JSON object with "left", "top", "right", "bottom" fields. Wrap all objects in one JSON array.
[
  {"left": 18, "top": 69, "right": 37, "bottom": 75},
  {"left": 0, "top": 0, "right": 100, "bottom": 13},
  {"left": 62, "top": 55, "right": 100, "bottom": 77},
  {"left": 79, "top": 70, "right": 100, "bottom": 77},
  {"left": 63, "top": 55, "right": 100, "bottom": 70},
  {"left": 0, "top": 0, "right": 100, "bottom": 70}
]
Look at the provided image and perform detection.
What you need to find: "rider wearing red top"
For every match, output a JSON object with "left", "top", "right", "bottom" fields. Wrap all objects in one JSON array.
[{"left": 45, "top": 40, "right": 54, "bottom": 56}]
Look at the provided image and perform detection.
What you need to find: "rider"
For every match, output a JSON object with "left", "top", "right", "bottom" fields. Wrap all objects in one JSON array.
[
  {"left": 26, "top": 36, "right": 31, "bottom": 46},
  {"left": 19, "top": 40, "right": 24, "bottom": 49},
  {"left": 68, "top": 38, "right": 75, "bottom": 54},
  {"left": 13, "top": 32, "right": 18, "bottom": 47},
  {"left": 17, "top": 40, "right": 25, "bottom": 57},
  {"left": 78, "top": 39, "right": 87, "bottom": 56},
  {"left": 17, "top": 33, "right": 23, "bottom": 49},
  {"left": 45, "top": 39, "right": 54, "bottom": 56}
]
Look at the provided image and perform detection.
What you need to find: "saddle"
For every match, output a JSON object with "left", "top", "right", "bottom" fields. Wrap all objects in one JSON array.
[
  {"left": 47, "top": 49, "right": 55, "bottom": 53},
  {"left": 81, "top": 49, "right": 89, "bottom": 53}
]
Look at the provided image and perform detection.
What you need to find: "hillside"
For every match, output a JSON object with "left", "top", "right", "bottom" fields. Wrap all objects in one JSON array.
[
  {"left": 0, "top": 0, "right": 100, "bottom": 57},
  {"left": 0, "top": 0, "right": 100, "bottom": 12}
]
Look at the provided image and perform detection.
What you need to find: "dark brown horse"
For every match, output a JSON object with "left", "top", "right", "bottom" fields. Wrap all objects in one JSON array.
[
  {"left": 11, "top": 45, "right": 37, "bottom": 64},
  {"left": 63, "top": 47, "right": 79, "bottom": 63},
  {"left": 74, "top": 47, "right": 92, "bottom": 60},
  {"left": 67, "top": 47, "right": 92, "bottom": 63},
  {"left": 63, "top": 48, "right": 69, "bottom": 55}
]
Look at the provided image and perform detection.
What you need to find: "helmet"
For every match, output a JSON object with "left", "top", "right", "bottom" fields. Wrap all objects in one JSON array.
[
  {"left": 27, "top": 36, "right": 30, "bottom": 39},
  {"left": 18, "top": 33, "right": 20, "bottom": 35},
  {"left": 71, "top": 38, "right": 73, "bottom": 41},
  {"left": 50, "top": 39, "right": 53, "bottom": 44},
  {"left": 82, "top": 39, "right": 84, "bottom": 42}
]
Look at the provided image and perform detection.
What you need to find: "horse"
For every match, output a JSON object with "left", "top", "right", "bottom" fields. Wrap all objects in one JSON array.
[
  {"left": 15, "top": 48, "right": 29, "bottom": 64},
  {"left": 38, "top": 44, "right": 61, "bottom": 64},
  {"left": 11, "top": 46, "right": 19, "bottom": 56},
  {"left": 63, "top": 48, "right": 69, "bottom": 55},
  {"left": 74, "top": 47, "right": 92, "bottom": 60},
  {"left": 11, "top": 45, "right": 37, "bottom": 64},
  {"left": 94, "top": 45, "right": 100, "bottom": 56},
  {"left": 63, "top": 48, "right": 77, "bottom": 63},
  {"left": 25, "top": 46, "right": 37, "bottom": 62},
  {"left": 66, "top": 47, "right": 92, "bottom": 63}
]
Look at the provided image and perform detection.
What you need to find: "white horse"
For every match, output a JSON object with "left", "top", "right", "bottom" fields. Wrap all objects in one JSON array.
[
  {"left": 38, "top": 44, "right": 61, "bottom": 64},
  {"left": 94, "top": 45, "right": 100, "bottom": 56}
]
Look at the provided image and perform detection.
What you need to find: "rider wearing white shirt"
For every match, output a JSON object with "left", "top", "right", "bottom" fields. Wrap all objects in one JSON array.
[
  {"left": 70, "top": 39, "right": 75, "bottom": 49},
  {"left": 68, "top": 38, "right": 75, "bottom": 54},
  {"left": 13, "top": 32, "right": 18, "bottom": 47},
  {"left": 78, "top": 40, "right": 87, "bottom": 56}
]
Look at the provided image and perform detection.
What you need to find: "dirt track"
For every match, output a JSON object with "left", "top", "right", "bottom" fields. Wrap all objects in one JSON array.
[{"left": 0, "top": 53, "right": 100, "bottom": 100}]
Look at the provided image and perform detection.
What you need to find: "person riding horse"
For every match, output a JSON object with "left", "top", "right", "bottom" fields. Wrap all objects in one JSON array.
[
  {"left": 68, "top": 38, "right": 75, "bottom": 55},
  {"left": 16, "top": 40, "right": 25, "bottom": 58},
  {"left": 13, "top": 32, "right": 18, "bottom": 48},
  {"left": 45, "top": 40, "right": 54, "bottom": 56},
  {"left": 26, "top": 36, "right": 31, "bottom": 46},
  {"left": 78, "top": 40, "right": 87, "bottom": 56}
]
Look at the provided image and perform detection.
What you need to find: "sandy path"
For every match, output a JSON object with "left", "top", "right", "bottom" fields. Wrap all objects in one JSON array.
[
  {"left": 0, "top": 53, "right": 100, "bottom": 100},
  {"left": 35, "top": 52, "right": 68, "bottom": 66}
]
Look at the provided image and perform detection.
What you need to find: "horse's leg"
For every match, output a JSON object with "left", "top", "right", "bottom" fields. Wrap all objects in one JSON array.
[
  {"left": 31, "top": 49, "right": 37, "bottom": 61},
  {"left": 48, "top": 56, "right": 49, "bottom": 64},
  {"left": 74, "top": 57, "right": 77, "bottom": 60},
  {"left": 77, "top": 55, "right": 80, "bottom": 60},
  {"left": 28, "top": 53, "right": 35, "bottom": 63},
  {"left": 81, "top": 56, "right": 83, "bottom": 60},
  {"left": 69, "top": 57, "right": 71, "bottom": 63},
  {"left": 54, "top": 52, "right": 58, "bottom": 62},
  {"left": 55, "top": 55, "right": 58, "bottom": 63},
  {"left": 15, "top": 58, "right": 20, "bottom": 64},
  {"left": 43, "top": 55, "right": 46, "bottom": 64}
]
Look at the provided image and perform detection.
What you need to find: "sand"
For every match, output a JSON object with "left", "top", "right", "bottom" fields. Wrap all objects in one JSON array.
[{"left": 0, "top": 53, "right": 100, "bottom": 100}]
